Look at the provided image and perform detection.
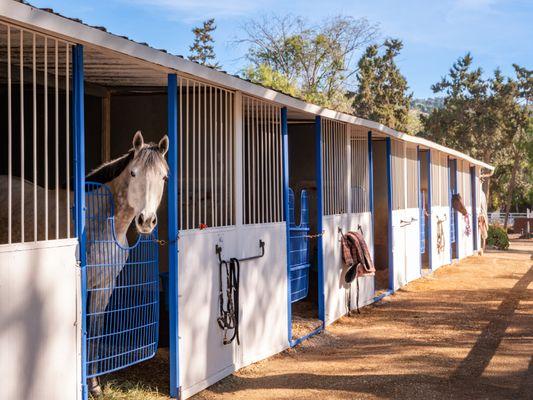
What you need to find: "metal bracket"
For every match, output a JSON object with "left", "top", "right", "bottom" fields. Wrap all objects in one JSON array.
[
  {"left": 215, "top": 239, "right": 265, "bottom": 263},
  {"left": 338, "top": 225, "right": 364, "bottom": 236},
  {"left": 400, "top": 217, "right": 418, "bottom": 227},
  {"left": 436, "top": 214, "right": 448, "bottom": 223}
]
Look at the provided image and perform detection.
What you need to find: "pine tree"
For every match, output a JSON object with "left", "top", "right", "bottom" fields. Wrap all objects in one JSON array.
[
  {"left": 353, "top": 39, "right": 412, "bottom": 132},
  {"left": 421, "top": 54, "right": 532, "bottom": 213},
  {"left": 189, "top": 19, "right": 220, "bottom": 69}
]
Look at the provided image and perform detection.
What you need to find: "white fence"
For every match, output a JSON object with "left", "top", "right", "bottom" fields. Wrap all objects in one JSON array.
[
  {"left": 488, "top": 212, "right": 530, "bottom": 226},
  {"left": 177, "top": 77, "right": 234, "bottom": 230},
  {"left": 349, "top": 126, "right": 370, "bottom": 214},
  {"left": 0, "top": 22, "right": 74, "bottom": 245},
  {"left": 242, "top": 96, "right": 283, "bottom": 225},
  {"left": 322, "top": 118, "right": 348, "bottom": 216}
]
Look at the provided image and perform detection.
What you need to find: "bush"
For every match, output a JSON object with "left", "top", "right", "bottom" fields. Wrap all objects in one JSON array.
[{"left": 487, "top": 225, "right": 510, "bottom": 250}]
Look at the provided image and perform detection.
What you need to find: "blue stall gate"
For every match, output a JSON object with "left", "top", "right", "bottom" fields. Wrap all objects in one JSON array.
[
  {"left": 449, "top": 159, "right": 457, "bottom": 248},
  {"left": 84, "top": 182, "right": 160, "bottom": 378},
  {"left": 419, "top": 189, "right": 425, "bottom": 254},
  {"left": 288, "top": 188, "right": 311, "bottom": 303}
]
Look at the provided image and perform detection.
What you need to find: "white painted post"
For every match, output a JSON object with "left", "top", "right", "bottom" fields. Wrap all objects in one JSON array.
[
  {"left": 346, "top": 126, "right": 352, "bottom": 214},
  {"left": 234, "top": 91, "right": 243, "bottom": 227}
]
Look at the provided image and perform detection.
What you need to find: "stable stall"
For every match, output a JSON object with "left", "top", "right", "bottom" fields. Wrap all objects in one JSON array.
[
  {"left": 321, "top": 120, "right": 374, "bottom": 325},
  {"left": 430, "top": 150, "right": 452, "bottom": 269},
  {"left": 0, "top": 3, "right": 494, "bottom": 400}
]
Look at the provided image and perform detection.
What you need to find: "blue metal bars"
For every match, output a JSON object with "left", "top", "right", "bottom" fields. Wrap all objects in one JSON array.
[
  {"left": 281, "top": 107, "right": 293, "bottom": 343},
  {"left": 315, "top": 116, "right": 325, "bottom": 323},
  {"left": 385, "top": 137, "right": 394, "bottom": 290},
  {"left": 72, "top": 43, "right": 88, "bottom": 400},
  {"left": 85, "top": 182, "right": 159, "bottom": 378},
  {"left": 288, "top": 188, "right": 310, "bottom": 303},
  {"left": 426, "top": 150, "right": 433, "bottom": 270},
  {"left": 418, "top": 147, "right": 425, "bottom": 255},
  {"left": 167, "top": 74, "right": 180, "bottom": 398},
  {"left": 470, "top": 166, "right": 478, "bottom": 251}
]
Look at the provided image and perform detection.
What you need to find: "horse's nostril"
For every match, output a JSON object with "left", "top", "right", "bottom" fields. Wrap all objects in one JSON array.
[
  {"left": 151, "top": 216, "right": 157, "bottom": 226},
  {"left": 138, "top": 214, "right": 144, "bottom": 225}
]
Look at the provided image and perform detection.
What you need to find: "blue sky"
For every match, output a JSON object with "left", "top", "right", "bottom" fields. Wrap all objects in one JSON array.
[{"left": 31, "top": 0, "right": 532, "bottom": 98}]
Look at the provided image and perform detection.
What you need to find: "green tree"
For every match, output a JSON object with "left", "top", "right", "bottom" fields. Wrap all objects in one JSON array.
[
  {"left": 240, "top": 15, "right": 378, "bottom": 113},
  {"left": 189, "top": 18, "right": 220, "bottom": 69},
  {"left": 352, "top": 39, "right": 412, "bottom": 132},
  {"left": 243, "top": 64, "right": 300, "bottom": 98},
  {"left": 500, "top": 65, "right": 532, "bottom": 227},
  {"left": 421, "top": 54, "right": 532, "bottom": 216}
]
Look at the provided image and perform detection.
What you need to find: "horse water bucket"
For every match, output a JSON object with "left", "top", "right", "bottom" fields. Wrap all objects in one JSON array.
[
  {"left": 84, "top": 182, "right": 159, "bottom": 377},
  {"left": 288, "top": 188, "right": 311, "bottom": 303}
]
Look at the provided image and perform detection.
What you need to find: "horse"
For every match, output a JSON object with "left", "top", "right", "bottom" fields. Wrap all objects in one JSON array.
[{"left": 0, "top": 131, "right": 169, "bottom": 397}]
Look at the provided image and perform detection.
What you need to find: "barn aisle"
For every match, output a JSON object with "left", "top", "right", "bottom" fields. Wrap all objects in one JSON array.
[
  {"left": 99, "top": 239, "right": 532, "bottom": 400},
  {"left": 193, "top": 239, "right": 533, "bottom": 400}
]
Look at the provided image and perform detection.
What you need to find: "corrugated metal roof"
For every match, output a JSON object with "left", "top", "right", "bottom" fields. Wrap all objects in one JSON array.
[
  {"left": 2, "top": 0, "right": 494, "bottom": 170},
  {"left": 12, "top": 0, "right": 306, "bottom": 99}
]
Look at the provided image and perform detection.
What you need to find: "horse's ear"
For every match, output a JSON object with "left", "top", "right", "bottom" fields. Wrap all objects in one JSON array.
[
  {"left": 158, "top": 135, "right": 169, "bottom": 156},
  {"left": 133, "top": 130, "right": 144, "bottom": 152}
]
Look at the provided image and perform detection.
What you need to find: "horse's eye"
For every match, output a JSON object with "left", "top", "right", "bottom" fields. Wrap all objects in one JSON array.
[{"left": 130, "top": 170, "right": 136, "bottom": 178}]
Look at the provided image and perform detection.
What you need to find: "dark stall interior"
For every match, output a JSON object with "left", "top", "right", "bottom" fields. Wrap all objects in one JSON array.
[
  {"left": 371, "top": 140, "right": 390, "bottom": 294},
  {"left": 420, "top": 150, "right": 431, "bottom": 270},
  {"left": 287, "top": 121, "right": 321, "bottom": 340}
]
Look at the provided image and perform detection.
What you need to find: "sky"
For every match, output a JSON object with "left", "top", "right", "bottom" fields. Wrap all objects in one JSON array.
[{"left": 31, "top": 0, "right": 532, "bottom": 98}]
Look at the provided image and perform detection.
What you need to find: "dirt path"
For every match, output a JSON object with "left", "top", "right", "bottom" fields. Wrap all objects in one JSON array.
[
  {"left": 194, "top": 240, "right": 533, "bottom": 400},
  {"left": 100, "top": 240, "right": 532, "bottom": 399}
]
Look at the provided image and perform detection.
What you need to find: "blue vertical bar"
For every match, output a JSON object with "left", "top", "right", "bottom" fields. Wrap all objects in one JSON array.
[
  {"left": 471, "top": 166, "right": 478, "bottom": 251},
  {"left": 448, "top": 157, "right": 452, "bottom": 261},
  {"left": 167, "top": 74, "right": 180, "bottom": 399},
  {"left": 417, "top": 146, "right": 423, "bottom": 270},
  {"left": 385, "top": 138, "right": 394, "bottom": 291},
  {"left": 453, "top": 159, "right": 458, "bottom": 258},
  {"left": 72, "top": 44, "right": 87, "bottom": 400},
  {"left": 367, "top": 131, "right": 374, "bottom": 244},
  {"left": 315, "top": 116, "right": 325, "bottom": 324},
  {"left": 426, "top": 150, "right": 433, "bottom": 270},
  {"left": 281, "top": 107, "right": 292, "bottom": 343}
]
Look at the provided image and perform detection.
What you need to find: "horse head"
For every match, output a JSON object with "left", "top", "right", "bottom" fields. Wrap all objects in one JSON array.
[{"left": 126, "top": 131, "right": 169, "bottom": 234}]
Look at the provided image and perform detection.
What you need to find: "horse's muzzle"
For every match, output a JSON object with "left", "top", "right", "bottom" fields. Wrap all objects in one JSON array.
[{"left": 135, "top": 212, "right": 157, "bottom": 234}]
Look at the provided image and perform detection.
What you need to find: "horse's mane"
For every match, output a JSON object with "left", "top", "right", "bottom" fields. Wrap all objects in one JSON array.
[
  {"left": 86, "top": 150, "right": 134, "bottom": 184},
  {"left": 86, "top": 144, "right": 167, "bottom": 184}
]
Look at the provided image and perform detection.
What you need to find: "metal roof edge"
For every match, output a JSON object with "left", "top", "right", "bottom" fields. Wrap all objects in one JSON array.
[{"left": 0, "top": 0, "right": 494, "bottom": 171}]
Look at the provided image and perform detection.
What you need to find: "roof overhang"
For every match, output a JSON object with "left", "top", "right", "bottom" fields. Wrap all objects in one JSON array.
[{"left": 0, "top": 0, "right": 494, "bottom": 171}]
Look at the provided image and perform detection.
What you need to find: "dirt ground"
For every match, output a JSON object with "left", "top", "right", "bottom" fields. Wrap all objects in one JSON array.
[
  {"left": 100, "top": 239, "right": 533, "bottom": 400},
  {"left": 291, "top": 299, "right": 322, "bottom": 340}
]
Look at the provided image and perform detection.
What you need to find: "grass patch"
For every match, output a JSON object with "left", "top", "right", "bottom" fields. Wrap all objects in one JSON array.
[{"left": 96, "top": 380, "right": 168, "bottom": 400}]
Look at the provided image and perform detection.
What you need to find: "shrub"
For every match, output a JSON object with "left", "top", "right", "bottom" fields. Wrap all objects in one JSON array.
[{"left": 487, "top": 225, "right": 510, "bottom": 250}]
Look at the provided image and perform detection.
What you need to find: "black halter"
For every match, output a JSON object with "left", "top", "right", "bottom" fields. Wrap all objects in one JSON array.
[{"left": 217, "top": 257, "right": 240, "bottom": 345}]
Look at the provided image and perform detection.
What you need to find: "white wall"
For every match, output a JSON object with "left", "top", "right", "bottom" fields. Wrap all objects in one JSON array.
[
  {"left": 456, "top": 206, "right": 475, "bottom": 259},
  {"left": 178, "top": 223, "right": 288, "bottom": 399},
  {"left": 323, "top": 213, "right": 373, "bottom": 325},
  {"left": 391, "top": 208, "right": 422, "bottom": 289},
  {"left": 0, "top": 240, "right": 81, "bottom": 400},
  {"left": 430, "top": 205, "right": 452, "bottom": 270}
]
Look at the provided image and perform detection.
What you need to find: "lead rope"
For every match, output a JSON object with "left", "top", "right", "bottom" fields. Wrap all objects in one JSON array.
[
  {"left": 217, "top": 257, "right": 240, "bottom": 345},
  {"left": 356, "top": 277, "right": 360, "bottom": 314}
]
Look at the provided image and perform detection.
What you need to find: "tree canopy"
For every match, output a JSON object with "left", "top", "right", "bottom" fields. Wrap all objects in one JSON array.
[
  {"left": 421, "top": 54, "right": 532, "bottom": 215},
  {"left": 240, "top": 15, "right": 378, "bottom": 112},
  {"left": 189, "top": 18, "right": 220, "bottom": 69},
  {"left": 352, "top": 39, "right": 412, "bottom": 132}
]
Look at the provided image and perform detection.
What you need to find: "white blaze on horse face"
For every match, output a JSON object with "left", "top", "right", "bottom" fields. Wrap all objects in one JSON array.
[
  {"left": 127, "top": 132, "right": 169, "bottom": 234},
  {"left": 129, "top": 159, "right": 167, "bottom": 234}
]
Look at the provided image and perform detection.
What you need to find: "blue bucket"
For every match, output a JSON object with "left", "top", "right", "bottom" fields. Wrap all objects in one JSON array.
[{"left": 288, "top": 188, "right": 311, "bottom": 303}]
